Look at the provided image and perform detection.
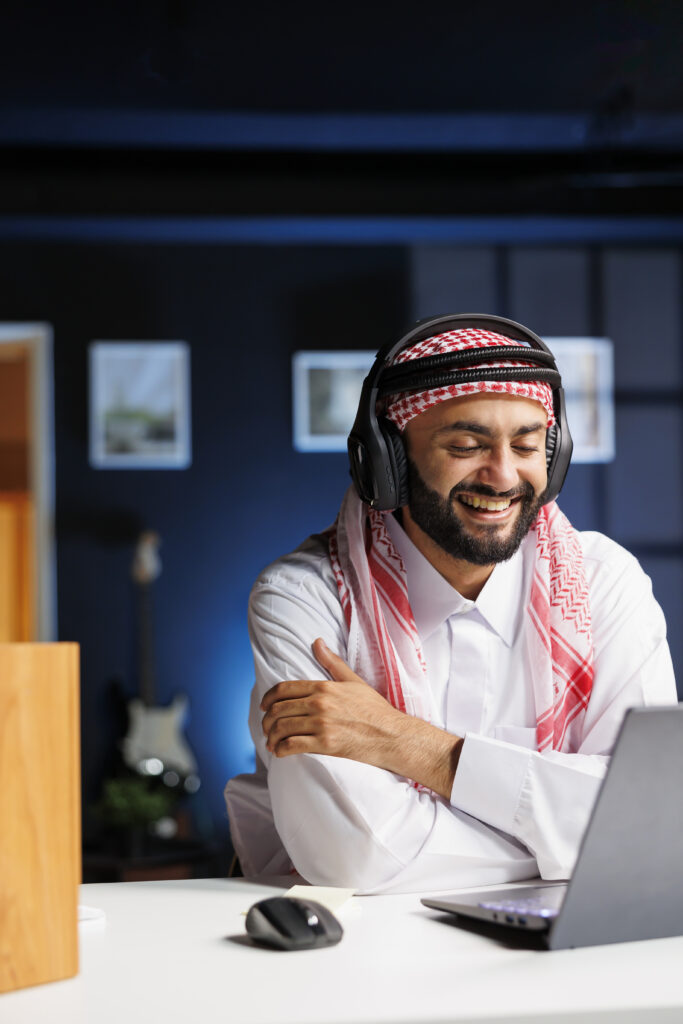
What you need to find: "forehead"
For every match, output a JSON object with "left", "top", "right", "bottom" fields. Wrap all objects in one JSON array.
[{"left": 404, "top": 391, "right": 549, "bottom": 439}]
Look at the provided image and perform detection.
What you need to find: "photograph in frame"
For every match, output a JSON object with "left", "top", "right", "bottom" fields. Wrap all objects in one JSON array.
[
  {"left": 548, "top": 338, "right": 615, "bottom": 463},
  {"left": 89, "top": 342, "right": 192, "bottom": 469},
  {"left": 292, "top": 350, "right": 376, "bottom": 453}
]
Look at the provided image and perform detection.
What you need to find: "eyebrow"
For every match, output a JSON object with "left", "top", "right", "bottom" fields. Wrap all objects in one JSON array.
[{"left": 435, "top": 419, "right": 547, "bottom": 439}]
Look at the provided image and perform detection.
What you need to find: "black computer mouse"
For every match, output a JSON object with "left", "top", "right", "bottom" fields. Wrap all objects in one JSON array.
[{"left": 245, "top": 896, "right": 343, "bottom": 950}]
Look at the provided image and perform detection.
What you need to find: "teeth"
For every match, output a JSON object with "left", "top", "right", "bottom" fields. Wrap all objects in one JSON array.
[{"left": 461, "top": 495, "right": 512, "bottom": 512}]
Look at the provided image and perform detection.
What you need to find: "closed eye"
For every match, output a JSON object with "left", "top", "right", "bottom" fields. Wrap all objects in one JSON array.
[{"left": 450, "top": 443, "right": 539, "bottom": 455}]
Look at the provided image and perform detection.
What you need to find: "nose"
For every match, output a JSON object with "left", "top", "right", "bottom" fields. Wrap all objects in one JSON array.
[{"left": 477, "top": 445, "right": 519, "bottom": 494}]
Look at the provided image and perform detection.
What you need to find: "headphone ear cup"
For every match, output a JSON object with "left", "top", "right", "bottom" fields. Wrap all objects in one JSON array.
[
  {"left": 546, "top": 423, "right": 557, "bottom": 470},
  {"left": 544, "top": 422, "right": 565, "bottom": 503},
  {"left": 381, "top": 420, "right": 410, "bottom": 509}
]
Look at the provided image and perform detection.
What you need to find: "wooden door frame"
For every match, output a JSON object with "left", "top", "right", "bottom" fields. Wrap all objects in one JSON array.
[{"left": 0, "top": 323, "right": 56, "bottom": 639}]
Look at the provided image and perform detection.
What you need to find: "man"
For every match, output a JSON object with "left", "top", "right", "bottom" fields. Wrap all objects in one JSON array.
[{"left": 225, "top": 314, "right": 676, "bottom": 894}]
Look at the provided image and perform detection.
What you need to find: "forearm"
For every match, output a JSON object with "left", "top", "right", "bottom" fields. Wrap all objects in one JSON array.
[
  {"left": 376, "top": 710, "right": 464, "bottom": 800},
  {"left": 262, "top": 633, "right": 465, "bottom": 796}
]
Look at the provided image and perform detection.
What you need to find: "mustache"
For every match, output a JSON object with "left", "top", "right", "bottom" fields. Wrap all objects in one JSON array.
[{"left": 449, "top": 481, "right": 536, "bottom": 502}]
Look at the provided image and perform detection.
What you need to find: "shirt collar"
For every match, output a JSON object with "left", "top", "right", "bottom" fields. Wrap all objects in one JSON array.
[{"left": 383, "top": 513, "right": 526, "bottom": 647}]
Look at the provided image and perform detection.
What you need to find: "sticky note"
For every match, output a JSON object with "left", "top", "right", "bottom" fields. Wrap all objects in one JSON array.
[{"left": 285, "top": 885, "right": 356, "bottom": 913}]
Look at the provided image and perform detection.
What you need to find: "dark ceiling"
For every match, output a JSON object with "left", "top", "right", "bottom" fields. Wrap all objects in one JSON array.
[
  {"left": 3, "top": 0, "right": 683, "bottom": 115},
  {"left": 3, "top": 1, "right": 683, "bottom": 217}
]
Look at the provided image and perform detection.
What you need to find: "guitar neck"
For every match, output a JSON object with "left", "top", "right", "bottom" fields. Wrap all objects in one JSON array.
[{"left": 137, "top": 584, "right": 156, "bottom": 707}]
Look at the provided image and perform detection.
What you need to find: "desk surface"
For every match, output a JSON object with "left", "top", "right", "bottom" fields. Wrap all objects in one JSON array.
[{"left": 3, "top": 877, "right": 683, "bottom": 1024}]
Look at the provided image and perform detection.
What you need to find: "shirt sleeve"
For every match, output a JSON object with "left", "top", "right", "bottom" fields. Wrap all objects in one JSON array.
[
  {"left": 450, "top": 538, "right": 678, "bottom": 879},
  {"left": 248, "top": 556, "right": 538, "bottom": 895}
]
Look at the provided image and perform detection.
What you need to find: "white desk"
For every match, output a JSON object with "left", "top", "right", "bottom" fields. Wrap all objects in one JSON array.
[{"left": 3, "top": 877, "right": 683, "bottom": 1024}]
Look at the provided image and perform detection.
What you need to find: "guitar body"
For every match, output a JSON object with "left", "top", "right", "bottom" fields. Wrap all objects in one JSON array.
[{"left": 122, "top": 695, "right": 198, "bottom": 778}]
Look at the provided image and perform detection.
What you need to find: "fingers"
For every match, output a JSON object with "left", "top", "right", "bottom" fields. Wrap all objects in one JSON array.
[
  {"left": 265, "top": 713, "right": 317, "bottom": 754},
  {"left": 259, "top": 643, "right": 368, "bottom": 761},
  {"left": 260, "top": 679, "right": 316, "bottom": 713},
  {"left": 262, "top": 696, "right": 315, "bottom": 737},
  {"left": 261, "top": 682, "right": 333, "bottom": 749},
  {"left": 261, "top": 676, "right": 345, "bottom": 756},
  {"left": 312, "top": 637, "right": 363, "bottom": 683},
  {"left": 270, "top": 734, "right": 326, "bottom": 758},
  {"left": 260, "top": 641, "right": 360, "bottom": 718}
]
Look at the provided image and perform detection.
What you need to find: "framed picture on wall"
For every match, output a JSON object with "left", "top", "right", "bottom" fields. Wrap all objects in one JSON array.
[
  {"left": 546, "top": 338, "right": 615, "bottom": 463},
  {"left": 89, "top": 342, "right": 192, "bottom": 469},
  {"left": 292, "top": 350, "right": 375, "bottom": 452}
]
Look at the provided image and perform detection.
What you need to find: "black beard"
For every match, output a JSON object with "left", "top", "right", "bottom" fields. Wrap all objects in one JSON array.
[{"left": 406, "top": 459, "right": 545, "bottom": 566}]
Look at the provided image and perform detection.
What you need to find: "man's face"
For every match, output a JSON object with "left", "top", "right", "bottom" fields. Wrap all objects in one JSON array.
[{"left": 402, "top": 392, "right": 549, "bottom": 566}]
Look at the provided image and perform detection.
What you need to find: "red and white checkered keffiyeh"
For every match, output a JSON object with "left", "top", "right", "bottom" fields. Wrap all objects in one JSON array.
[
  {"left": 384, "top": 328, "right": 556, "bottom": 432},
  {"left": 328, "top": 328, "right": 594, "bottom": 756}
]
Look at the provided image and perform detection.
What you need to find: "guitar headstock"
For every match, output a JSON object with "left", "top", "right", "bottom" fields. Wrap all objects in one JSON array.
[{"left": 131, "top": 530, "right": 162, "bottom": 585}]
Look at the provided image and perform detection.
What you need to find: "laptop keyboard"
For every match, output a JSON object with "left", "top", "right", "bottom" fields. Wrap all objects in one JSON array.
[{"left": 478, "top": 892, "right": 563, "bottom": 919}]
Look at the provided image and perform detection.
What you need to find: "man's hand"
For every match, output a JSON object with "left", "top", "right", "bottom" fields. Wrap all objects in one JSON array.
[
  {"left": 260, "top": 638, "right": 463, "bottom": 799},
  {"left": 261, "top": 638, "right": 403, "bottom": 765}
]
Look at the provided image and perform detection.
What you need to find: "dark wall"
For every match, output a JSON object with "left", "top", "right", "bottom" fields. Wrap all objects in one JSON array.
[{"left": 0, "top": 239, "right": 408, "bottom": 839}]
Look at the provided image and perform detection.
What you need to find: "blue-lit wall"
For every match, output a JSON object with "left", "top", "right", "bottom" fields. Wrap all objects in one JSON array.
[
  {"left": 1, "top": 233, "right": 681, "bottom": 847},
  {"left": 0, "top": 239, "right": 408, "bottom": 843}
]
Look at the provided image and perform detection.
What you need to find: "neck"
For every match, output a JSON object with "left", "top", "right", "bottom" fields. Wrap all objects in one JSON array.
[{"left": 400, "top": 507, "right": 494, "bottom": 600}]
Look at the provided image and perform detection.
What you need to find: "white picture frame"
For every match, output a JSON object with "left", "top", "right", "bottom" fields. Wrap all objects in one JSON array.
[
  {"left": 292, "top": 350, "right": 376, "bottom": 453},
  {"left": 89, "top": 342, "right": 192, "bottom": 469},
  {"left": 545, "top": 337, "right": 615, "bottom": 464},
  {"left": 292, "top": 338, "right": 615, "bottom": 463}
]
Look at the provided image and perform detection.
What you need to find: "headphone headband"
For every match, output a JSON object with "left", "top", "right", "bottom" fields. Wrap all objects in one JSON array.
[
  {"left": 378, "top": 346, "right": 562, "bottom": 397},
  {"left": 379, "top": 345, "right": 558, "bottom": 391},
  {"left": 348, "top": 313, "right": 573, "bottom": 511},
  {"left": 379, "top": 365, "right": 562, "bottom": 396},
  {"left": 375, "top": 313, "right": 552, "bottom": 364}
]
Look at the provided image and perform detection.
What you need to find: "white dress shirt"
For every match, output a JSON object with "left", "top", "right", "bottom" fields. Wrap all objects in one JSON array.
[{"left": 225, "top": 516, "right": 677, "bottom": 894}]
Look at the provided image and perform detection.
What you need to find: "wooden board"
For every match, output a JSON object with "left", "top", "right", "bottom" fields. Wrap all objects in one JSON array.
[
  {"left": 0, "top": 643, "right": 80, "bottom": 993},
  {"left": 0, "top": 494, "right": 35, "bottom": 641}
]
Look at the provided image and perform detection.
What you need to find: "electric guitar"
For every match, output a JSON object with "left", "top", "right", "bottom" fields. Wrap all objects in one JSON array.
[{"left": 121, "top": 530, "right": 199, "bottom": 786}]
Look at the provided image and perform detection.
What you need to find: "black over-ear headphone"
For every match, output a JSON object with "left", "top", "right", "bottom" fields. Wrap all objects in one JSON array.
[{"left": 348, "top": 313, "right": 573, "bottom": 511}]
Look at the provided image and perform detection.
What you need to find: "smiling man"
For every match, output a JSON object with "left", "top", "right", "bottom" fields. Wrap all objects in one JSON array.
[{"left": 225, "top": 315, "right": 676, "bottom": 893}]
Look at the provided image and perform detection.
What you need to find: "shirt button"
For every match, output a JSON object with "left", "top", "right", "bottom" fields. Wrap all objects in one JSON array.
[{"left": 461, "top": 601, "right": 474, "bottom": 613}]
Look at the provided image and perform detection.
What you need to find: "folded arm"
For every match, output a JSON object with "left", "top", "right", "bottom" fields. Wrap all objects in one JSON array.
[
  {"left": 261, "top": 637, "right": 463, "bottom": 798},
  {"left": 249, "top": 565, "right": 536, "bottom": 892}
]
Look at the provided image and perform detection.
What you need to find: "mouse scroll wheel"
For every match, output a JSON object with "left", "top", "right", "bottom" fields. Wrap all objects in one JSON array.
[{"left": 305, "top": 911, "right": 324, "bottom": 934}]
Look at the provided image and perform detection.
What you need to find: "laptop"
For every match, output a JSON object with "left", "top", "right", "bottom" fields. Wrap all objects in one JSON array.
[{"left": 422, "top": 704, "right": 683, "bottom": 950}]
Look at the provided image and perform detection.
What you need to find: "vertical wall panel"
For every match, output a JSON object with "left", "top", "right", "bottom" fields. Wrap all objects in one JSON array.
[
  {"left": 410, "top": 246, "right": 497, "bottom": 320},
  {"left": 507, "top": 246, "right": 598, "bottom": 526},
  {"left": 557, "top": 465, "right": 605, "bottom": 534},
  {"left": 602, "top": 249, "right": 681, "bottom": 390},
  {"left": 605, "top": 405, "right": 683, "bottom": 544},
  {"left": 508, "top": 248, "right": 590, "bottom": 335}
]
